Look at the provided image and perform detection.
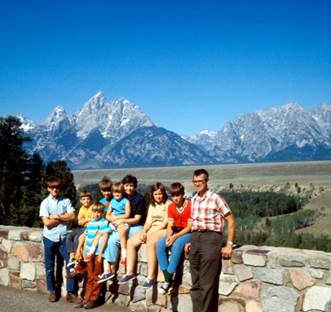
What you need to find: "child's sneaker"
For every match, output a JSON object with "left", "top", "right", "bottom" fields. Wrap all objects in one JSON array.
[
  {"left": 97, "top": 272, "right": 115, "bottom": 284},
  {"left": 158, "top": 281, "right": 170, "bottom": 294},
  {"left": 118, "top": 274, "right": 136, "bottom": 284},
  {"left": 142, "top": 278, "right": 155, "bottom": 289}
]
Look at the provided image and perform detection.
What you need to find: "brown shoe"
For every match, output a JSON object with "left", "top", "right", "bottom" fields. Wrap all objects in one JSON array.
[
  {"left": 66, "top": 292, "right": 76, "bottom": 303},
  {"left": 74, "top": 299, "right": 85, "bottom": 308},
  {"left": 48, "top": 291, "right": 57, "bottom": 302},
  {"left": 83, "top": 301, "right": 97, "bottom": 309}
]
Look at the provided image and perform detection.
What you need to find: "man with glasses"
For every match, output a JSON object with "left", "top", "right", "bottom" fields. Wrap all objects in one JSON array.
[
  {"left": 186, "top": 169, "right": 236, "bottom": 312},
  {"left": 39, "top": 176, "right": 76, "bottom": 303}
]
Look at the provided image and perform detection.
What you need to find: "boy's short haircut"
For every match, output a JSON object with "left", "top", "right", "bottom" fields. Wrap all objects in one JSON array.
[
  {"left": 47, "top": 176, "right": 61, "bottom": 188},
  {"left": 92, "top": 202, "right": 104, "bottom": 212},
  {"left": 79, "top": 190, "right": 92, "bottom": 199},
  {"left": 170, "top": 182, "right": 185, "bottom": 196},
  {"left": 121, "top": 175, "right": 138, "bottom": 188},
  {"left": 193, "top": 168, "right": 209, "bottom": 180},
  {"left": 112, "top": 182, "right": 124, "bottom": 193},
  {"left": 99, "top": 177, "right": 112, "bottom": 191}
]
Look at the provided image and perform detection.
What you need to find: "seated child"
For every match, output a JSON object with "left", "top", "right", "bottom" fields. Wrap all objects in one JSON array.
[
  {"left": 156, "top": 182, "right": 192, "bottom": 294},
  {"left": 66, "top": 191, "right": 93, "bottom": 271},
  {"left": 105, "top": 182, "right": 131, "bottom": 266},
  {"left": 75, "top": 203, "right": 110, "bottom": 309},
  {"left": 98, "top": 177, "right": 113, "bottom": 212}
]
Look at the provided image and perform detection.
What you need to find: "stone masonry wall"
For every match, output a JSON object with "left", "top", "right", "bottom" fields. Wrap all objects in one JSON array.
[{"left": 1, "top": 225, "right": 331, "bottom": 311}]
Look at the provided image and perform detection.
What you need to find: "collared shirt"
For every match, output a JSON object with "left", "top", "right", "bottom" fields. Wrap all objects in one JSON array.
[
  {"left": 191, "top": 190, "right": 231, "bottom": 232},
  {"left": 168, "top": 199, "right": 192, "bottom": 228},
  {"left": 77, "top": 205, "right": 93, "bottom": 224},
  {"left": 84, "top": 217, "right": 110, "bottom": 255},
  {"left": 39, "top": 195, "right": 75, "bottom": 242}
]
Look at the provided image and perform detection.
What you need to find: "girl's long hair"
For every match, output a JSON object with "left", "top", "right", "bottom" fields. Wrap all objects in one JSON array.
[{"left": 149, "top": 182, "right": 168, "bottom": 206}]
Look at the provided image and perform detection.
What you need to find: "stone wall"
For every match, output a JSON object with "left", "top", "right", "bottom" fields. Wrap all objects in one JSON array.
[{"left": 1, "top": 225, "right": 331, "bottom": 312}]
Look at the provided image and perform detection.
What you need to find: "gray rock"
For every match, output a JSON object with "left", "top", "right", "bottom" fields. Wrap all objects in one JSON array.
[
  {"left": 309, "top": 255, "right": 330, "bottom": 270},
  {"left": 20, "top": 263, "right": 36, "bottom": 281},
  {"left": 0, "top": 268, "right": 9, "bottom": 286},
  {"left": 262, "top": 286, "right": 299, "bottom": 312},
  {"left": 7, "top": 256, "right": 20, "bottom": 271},
  {"left": 233, "top": 264, "right": 253, "bottom": 282},
  {"left": 278, "top": 252, "right": 308, "bottom": 267},
  {"left": 171, "top": 294, "right": 192, "bottom": 312},
  {"left": 253, "top": 268, "right": 283, "bottom": 285},
  {"left": 242, "top": 250, "right": 268, "bottom": 267},
  {"left": 309, "top": 268, "right": 324, "bottom": 279},
  {"left": 303, "top": 286, "right": 331, "bottom": 311},
  {"left": 218, "top": 274, "right": 238, "bottom": 295}
]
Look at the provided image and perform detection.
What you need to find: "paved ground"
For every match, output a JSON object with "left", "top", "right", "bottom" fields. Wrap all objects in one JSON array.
[{"left": 0, "top": 286, "right": 131, "bottom": 312}]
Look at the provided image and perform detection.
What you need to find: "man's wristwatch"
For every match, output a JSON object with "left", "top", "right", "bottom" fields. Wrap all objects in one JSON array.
[{"left": 226, "top": 240, "right": 234, "bottom": 246}]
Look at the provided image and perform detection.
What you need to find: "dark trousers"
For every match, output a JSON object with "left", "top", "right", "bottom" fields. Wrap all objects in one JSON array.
[
  {"left": 43, "top": 236, "right": 76, "bottom": 294},
  {"left": 84, "top": 255, "right": 103, "bottom": 302},
  {"left": 66, "top": 228, "right": 84, "bottom": 254},
  {"left": 189, "top": 231, "right": 222, "bottom": 312}
]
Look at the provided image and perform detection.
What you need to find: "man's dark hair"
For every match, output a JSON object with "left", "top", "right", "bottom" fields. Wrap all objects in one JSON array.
[
  {"left": 121, "top": 175, "right": 138, "bottom": 188},
  {"left": 193, "top": 168, "right": 209, "bottom": 180}
]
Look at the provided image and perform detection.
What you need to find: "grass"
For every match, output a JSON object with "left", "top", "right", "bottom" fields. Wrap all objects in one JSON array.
[
  {"left": 73, "top": 160, "right": 331, "bottom": 239},
  {"left": 73, "top": 160, "right": 331, "bottom": 193}
]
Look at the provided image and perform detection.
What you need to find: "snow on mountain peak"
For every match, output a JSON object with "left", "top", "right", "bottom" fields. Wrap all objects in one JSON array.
[
  {"left": 17, "top": 114, "right": 36, "bottom": 132},
  {"left": 73, "top": 92, "right": 154, "bottom": 139}
]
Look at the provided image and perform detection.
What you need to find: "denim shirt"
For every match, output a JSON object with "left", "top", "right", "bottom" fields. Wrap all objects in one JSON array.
[{"left": 39, "top": 195, "right": 75, "bottom": 242}]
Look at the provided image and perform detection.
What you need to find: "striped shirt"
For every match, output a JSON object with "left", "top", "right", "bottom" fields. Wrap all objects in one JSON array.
[
  {"left": 191, "top": 190, "right": 231, "bottom": 232},
  {"left": 84, "top": 217, "right": 110, "bottom": 255}
]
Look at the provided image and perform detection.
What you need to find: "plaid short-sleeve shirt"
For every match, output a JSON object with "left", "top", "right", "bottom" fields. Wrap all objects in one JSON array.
[{"left": 191, "top": 190, "right": 231, "bottom": 232}]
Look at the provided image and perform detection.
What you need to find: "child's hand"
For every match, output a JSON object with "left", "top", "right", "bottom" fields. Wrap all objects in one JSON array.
[
  {"left": 166, "top": 235, "right": 176, "bottom": 247},
  {"left": 75, "top": 251, "right": 83, "bottom": 261},
  {"left": 184, "top": 243, "right": 191, "bottom": 254},
  {"left": 87, "top": 246, "right": 96, "bottom": 256},
  {"left": 139, "top": 231, "right": 147, "bottom": 243},
  {"left": 113, "top": 219, "right": 122, "bottom": 227}
]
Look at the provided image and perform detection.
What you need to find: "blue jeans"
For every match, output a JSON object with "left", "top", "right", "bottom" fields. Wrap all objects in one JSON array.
[
  {"left": 103, "top": 225, "right": 143, "bottom": 263},
  {"left": 66, "top": 228, "right": 84, "bottom": 254},
  {"left": 43, "top": 236, "right": 76, "bottom": 293},
  {"left": 156, "top": 233, "right": 192, "bottom": 274}
]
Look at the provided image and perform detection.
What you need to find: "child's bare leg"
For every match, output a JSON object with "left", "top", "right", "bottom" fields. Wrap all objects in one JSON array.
[{"left": 118, "top": 225, "right": 128, "bottom": 262}]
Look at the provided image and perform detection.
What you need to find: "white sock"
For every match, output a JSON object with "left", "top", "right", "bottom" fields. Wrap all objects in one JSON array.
[{"left": 121, "top": 248, "right": 127, "bottom": 258}]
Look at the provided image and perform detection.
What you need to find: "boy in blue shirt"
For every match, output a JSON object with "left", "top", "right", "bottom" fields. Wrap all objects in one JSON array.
[
  {"left": 39, "top": 176, "right": 76, "bottom": 303},
  {"left": 98, "top": 177, "right": 112, "bottom": 212},
  {"left": 105, "top": 182, "right": 131, "bottom": 266}
]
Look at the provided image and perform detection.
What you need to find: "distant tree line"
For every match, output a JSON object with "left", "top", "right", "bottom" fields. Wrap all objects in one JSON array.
[
  {"left": 222, "top": 191, "right": 331, "bottom": 252},
  {"left": 0, "top": 116, "right": 76, "bottom": 227}
]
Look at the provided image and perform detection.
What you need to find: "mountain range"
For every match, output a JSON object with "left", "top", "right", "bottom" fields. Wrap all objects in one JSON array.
[{"left": 18, "top": 91, "right": 331, "bottom": 169}]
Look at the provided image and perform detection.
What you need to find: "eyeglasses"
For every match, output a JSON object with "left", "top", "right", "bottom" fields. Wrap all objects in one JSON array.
[
  {"left": 48, "top": 185, "right": 60, "bottom": 190},
  {"left": 192, "top": 179, "right": 206, "bottom": 184}
]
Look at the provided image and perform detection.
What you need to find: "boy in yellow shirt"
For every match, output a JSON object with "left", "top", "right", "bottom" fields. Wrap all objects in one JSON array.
[{"left": 66, "top": 191, "right": 93, "bottom": 267}]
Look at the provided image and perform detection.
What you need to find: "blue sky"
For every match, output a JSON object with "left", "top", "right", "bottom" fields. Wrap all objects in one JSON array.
[{"left": 0, "top": 0, "right": 330, "bottom": 134}]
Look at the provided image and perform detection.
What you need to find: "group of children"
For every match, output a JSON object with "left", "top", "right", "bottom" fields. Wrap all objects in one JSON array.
[{"left": 60, "top": 175, "right": 192, "bottom": 308}]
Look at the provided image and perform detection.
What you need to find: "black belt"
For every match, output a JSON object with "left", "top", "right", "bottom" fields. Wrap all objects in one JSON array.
[{"left": 193, "top": 229, "right": 221, "bottom": 233}]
